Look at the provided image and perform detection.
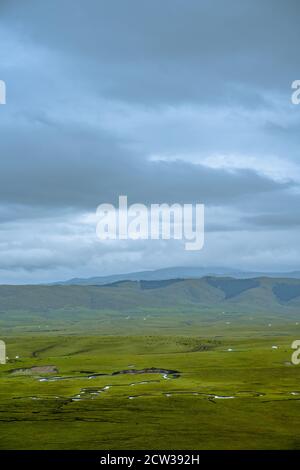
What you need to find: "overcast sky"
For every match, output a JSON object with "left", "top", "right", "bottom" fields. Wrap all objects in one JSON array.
[{"left": 0, "top": 0, "right": 300, "bottom": 283}]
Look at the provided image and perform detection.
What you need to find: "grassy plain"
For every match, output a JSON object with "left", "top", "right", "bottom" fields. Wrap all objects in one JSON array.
[{"left": 1, "top": 317, "right": 300, "bottom": 449}]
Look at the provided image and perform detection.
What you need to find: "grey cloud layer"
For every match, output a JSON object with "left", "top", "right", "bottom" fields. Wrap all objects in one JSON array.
[
  {"left": 0, "top": 118, "right": 291, "bottom": 210},
  {"left": 0, "top": 0, "right": 299, "bottom": 281},
  {"left": 2, "top": 0, "right": 299, "bottom": 104}
]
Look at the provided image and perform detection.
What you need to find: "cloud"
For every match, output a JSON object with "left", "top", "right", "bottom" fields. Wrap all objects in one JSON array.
[
  {"left": 0, "top": 0, "right": 299, "bottom": 282},
  {"left": 2, "top": 0, "right": 299, "bottom": 105}
]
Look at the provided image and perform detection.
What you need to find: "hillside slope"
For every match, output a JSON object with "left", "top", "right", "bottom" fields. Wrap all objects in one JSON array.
[
  {"left": 57, "top": 267, "right": 300, "bottom": 285},
  {"left": 1, "top": 277, "right": 300, "bottom": 315}
]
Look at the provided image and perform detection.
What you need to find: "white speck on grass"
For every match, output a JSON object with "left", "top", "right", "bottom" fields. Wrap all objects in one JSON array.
[
  {"left": 272, "top": 346, "right": 278, "bottom": 349},
  {"left": 214, "top": 395, "right": 235, "bottom": 399}
]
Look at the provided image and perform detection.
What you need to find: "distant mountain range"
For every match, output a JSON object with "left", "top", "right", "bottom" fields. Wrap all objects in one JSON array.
[
  {"left": 56, "top": 266, "right": 300, "bottom": 286},
  {"left": 2, "top": 276, "right": 300, "bottom": 316}
]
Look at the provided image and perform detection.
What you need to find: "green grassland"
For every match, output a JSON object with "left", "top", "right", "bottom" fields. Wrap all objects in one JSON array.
[
  {"left": 1, "top": 277, "right": 300, "bottom": 449},
  {"left": 1, "top": 276, "right": 300, "bottom": 337},
  {"left": 1, "top": 322, "right": 300, "bottom": 449}
]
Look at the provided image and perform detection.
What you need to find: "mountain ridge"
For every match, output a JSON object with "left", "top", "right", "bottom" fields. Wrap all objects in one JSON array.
[
  {"left": 1, "top": 276, "right": 300, "bottom": 316},
  {"left": 55, "top": 266, "right": 300, "bottom": 286}
]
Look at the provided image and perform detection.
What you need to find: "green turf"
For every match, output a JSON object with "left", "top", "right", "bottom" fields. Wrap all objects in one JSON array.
[{"left": 1, "top": 324, "right": 300, "bottom": 449}]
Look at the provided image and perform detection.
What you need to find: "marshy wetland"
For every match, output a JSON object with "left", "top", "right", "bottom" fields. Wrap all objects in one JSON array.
[{"left": 1, "top": 328, "right": 300, "bottom": 449}]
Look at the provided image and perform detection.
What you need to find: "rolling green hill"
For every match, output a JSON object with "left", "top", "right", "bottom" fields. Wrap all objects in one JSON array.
[
  {"left": 57, "top": 266, "right": 300, "bottom": 285},
  {"left": 2, "top": 276, "right": 300, "bottom": 312}
]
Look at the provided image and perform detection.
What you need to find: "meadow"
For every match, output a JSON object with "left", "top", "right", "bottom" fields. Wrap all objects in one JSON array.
[{"left": 1, "top": 319, "right": 300, "bottom": 449}]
